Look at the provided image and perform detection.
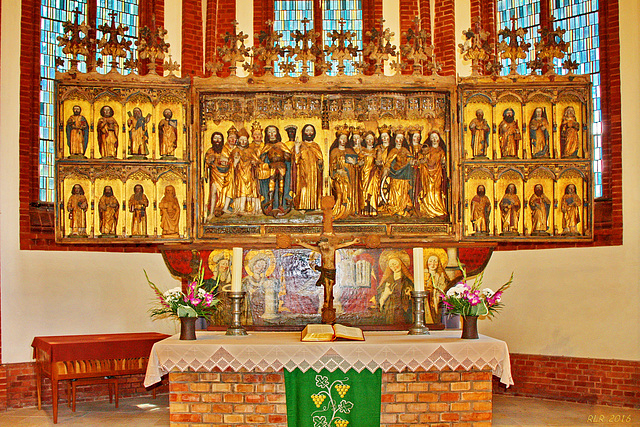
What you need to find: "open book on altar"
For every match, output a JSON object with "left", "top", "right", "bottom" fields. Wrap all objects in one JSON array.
[{"left": 301, "top": 323, "right": 365, "bottom": 342}]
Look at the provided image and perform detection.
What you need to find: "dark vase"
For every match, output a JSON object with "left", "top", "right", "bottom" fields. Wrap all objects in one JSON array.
[
  {"left": 461, "top": 315, "right": 479, "bottom": 339},
  {"left": 179, "top": 317, "right": 197, "bottom": 340}
]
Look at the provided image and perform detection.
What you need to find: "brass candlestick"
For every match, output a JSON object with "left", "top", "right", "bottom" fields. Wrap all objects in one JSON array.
[
  {"left": 408, "top": 290, "right": 430, "bottom": 335},
  {"left": 226, "top": 291, "right": 248, "bottom": 336}
]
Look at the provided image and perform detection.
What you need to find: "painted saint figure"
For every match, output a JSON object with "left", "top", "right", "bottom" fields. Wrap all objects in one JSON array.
[
  {"left": 67, "top": 184, "right": 88, "bottom": 236},
  {"left": 470, "top": 184, "right": 491, "bottom": 234},
  {"left": 96, "top": 105, "right": 119, "bottom": 158},
  {"left": 418, "top": 131, "right": 448, "bottom": 218},
  {"left": 159, "top": 185, "right": 181, "bottom": 237},
  {"left": 329, "top": 127, "right": 359, "bottom": 219},
  {"left": 158, "top": 108, "right": 178, "bottom": 158},
  {"left": 377, "top": 251, "right": 414, "bottom": 325},
  {"left": 381, "top": 128, "right": 413, "bottom": 216},
  {"left": 499, "top": 184, "right": 521, "bottom": 235},
  {"left": 529, "top": 184, "right": 551, "bottom": 236},
  {"left": 66, "top": 105, "right": 89, "bottom": 157},
  {"left": 425, "top": 253, "right": 448, "bottom": 325},
  {"left": 469, "top": 109, "right": 490, "bottom": 158},
  {"left": 296, "top": 237, "right": 359, "bottom": 324},
  {"left": 259, "top": 125, "right": 292, "bottom": 215},
  {"left": 560, "top": 106, "right": 581, "bottom": 158},
  {"left": 293, "top": 124, "right": 324, "bottom": 211},
  {"left": 98, "top": 185, "right": 119, "bottom": 236},
  {"left": 375, "top": 126, "right": 393, "bottom": 209},
  {"left": 204, "top": 132, "right": 231, "bottom": 219},
  {"left": 358, "top": 131, "right": 381, "bottom": 215},
  {"left": 129, "top": 184, "right": 149, "bottom": 236},
  {"left": 529, "top": 107, "right": 550, "bottom": 158},
  {"left": 231, "top": 128, "right": 262, "bottom": 215},
  {"left": 498, "top": 107, "right": 521, "bottom": 158},
  {"left": 127, "top": 107, "right": 152, "bottom": 157},
  {"left": 561, "top": 184, "right": 582, "bottom": 235}
]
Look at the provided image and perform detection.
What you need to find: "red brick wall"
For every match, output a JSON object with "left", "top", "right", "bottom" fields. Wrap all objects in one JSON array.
[
  {"left": 169, "top": 367, "right": 493, "bottom": 426},
  {"left": 433, "top": 0, "right": 456, "bottom": 76},
  {"left": 205, "top": 0, "right": 237, "bottom": 77},
  {"left": 598, "top": 0, "right": 623, "bottom": 245},
  {"left": 182, "top": 0, "right": 204, "bottom": 77},
  {"left": 493, "top": 354, "right": 640, "bottom": 409}
]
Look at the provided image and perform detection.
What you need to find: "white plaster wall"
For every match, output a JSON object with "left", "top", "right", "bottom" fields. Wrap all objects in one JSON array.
[{"left": 1, "top": 0, "right": 638, "bottom": 364}]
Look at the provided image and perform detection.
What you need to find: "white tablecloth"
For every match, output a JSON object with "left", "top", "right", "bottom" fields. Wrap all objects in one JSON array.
[{"left": 144, "top": 330, "right": 513, "bottom": 387}]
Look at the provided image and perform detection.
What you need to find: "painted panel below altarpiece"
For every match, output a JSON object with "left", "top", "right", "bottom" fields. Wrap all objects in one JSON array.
[
  {"left": 163, "top": 247, "right": 464, "bottom": 330},
  {"left": 196, "top": 89, "right": 456, "bottom": 241}
]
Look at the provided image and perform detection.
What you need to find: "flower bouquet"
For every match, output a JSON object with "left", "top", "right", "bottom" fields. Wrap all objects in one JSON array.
[
  {"left": 145, "top": 263, "right": 219, "bottom": 339},
  {"left": 440, "top": 260, "right": 512, "bottom": 338}
]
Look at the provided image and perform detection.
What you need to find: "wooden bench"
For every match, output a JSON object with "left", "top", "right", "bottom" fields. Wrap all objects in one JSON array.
[{"left": 32, "top": 332, "right": 170, "bottom": 423}]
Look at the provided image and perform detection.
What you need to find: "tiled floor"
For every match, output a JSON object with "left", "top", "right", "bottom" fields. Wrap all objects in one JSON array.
[{"left": 0, "top": 393, "right": 637, "bottom": 426}]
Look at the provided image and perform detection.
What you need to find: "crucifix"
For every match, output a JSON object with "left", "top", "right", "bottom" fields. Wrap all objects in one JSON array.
[{"left": 296, "top": 196, "right": 359, "bottom": 324}]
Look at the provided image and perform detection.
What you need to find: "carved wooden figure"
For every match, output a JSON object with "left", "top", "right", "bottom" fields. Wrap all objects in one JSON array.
[
  {"left": 66, "top": 105, "right": 89, "bottom": 158},
  {"left": 529, "top": 183, "right": 551, "bottom": 236},
  {"left": 129, "top": 184, "right": 149, "bottom": 236},
  {"left": 499, "top": 184, "right": 521, "bottom": 235},
  {"left": 158, "top": 108, "right": 178, "bottom": 158},
  {"left": 498, "top": 107, "right": 521, "bottom": 158},
  {"left": 97, "top": 105, "right": 119, "bottom": 158},
  {"left": 159, "top": 185, "right": 180, "bottom": 237},
  {"left": 67, "top": 184, "right": 88, "bottom": 236},
  {"left": 98, "top": 185, "right": 119, "bottom": 236}
]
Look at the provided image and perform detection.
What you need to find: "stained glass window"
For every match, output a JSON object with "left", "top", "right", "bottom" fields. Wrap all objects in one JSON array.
[
  {"left": 273, "top": 0, "right": 314, "bottom": 77},
  {"left": 552, "top": 0, "right": 601, "bottom": 197},
  {"left": 497, "top": 0, "right": 602, "bottom": 198},
  {"left": 496, "top": 0, "right": 540, "bottom": 76},
  {"left": 96, "top": 0, "right": 139, "bottom": 74},
  {"left": 39, "top": 0, "right": 139, "bottom": 202},
  {"left": 323, "top": 0, "right": 363, "bottom": 76},
  {"left": 40, "top": 1, "right": 88, "bottom": 202}
]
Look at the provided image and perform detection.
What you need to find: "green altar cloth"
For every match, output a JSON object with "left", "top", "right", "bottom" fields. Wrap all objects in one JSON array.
[{"left": 284, "top": 368, "right": 382, "bottom": 427}]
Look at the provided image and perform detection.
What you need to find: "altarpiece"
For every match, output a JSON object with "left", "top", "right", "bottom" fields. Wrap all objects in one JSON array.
[{"left": 51, "top": 14, "right": 594, "bottom": 328}]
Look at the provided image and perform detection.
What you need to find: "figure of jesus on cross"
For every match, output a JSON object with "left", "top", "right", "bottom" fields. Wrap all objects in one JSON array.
[{"left": 296, "top": 196, "right": 359, "bottom": 324}]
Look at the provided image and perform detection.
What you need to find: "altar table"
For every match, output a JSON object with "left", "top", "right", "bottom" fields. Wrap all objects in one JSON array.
[
  {"left": 145, "top": 331, "right": 512, "bottom": 426},
  {"left": 32, "top": 332, "right": 169, "bottom": 423}
]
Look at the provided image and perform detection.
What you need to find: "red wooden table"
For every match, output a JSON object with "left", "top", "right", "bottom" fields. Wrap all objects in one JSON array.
[{"left": 31, "top": 332, "right": 169, "bottom": 423}]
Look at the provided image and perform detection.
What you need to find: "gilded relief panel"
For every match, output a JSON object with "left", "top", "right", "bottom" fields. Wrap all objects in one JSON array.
[
  {"left": 55, "top": 77, "right": 192, "bottom": 243},
  {"left": 459, "top": 78, "right": 593, "bottom": 241},
  {"left": 196, "top": 89, "right": 454, "bottom": 241}
]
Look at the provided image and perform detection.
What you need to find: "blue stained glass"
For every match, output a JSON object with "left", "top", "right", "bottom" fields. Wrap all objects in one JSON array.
[
  {"left": 323, "top": 0, "right": 362, "bottom": 76},
  {"left": 497, "top": 0, "right": 539, "bottom": 77},
  {"left": 274, "top": 0, "right": 314, "bottom": 77},
  {"left": 554, "top": 6, "right": 602, "bottom": 196},
  {"left": 500, "top": 0, "right": 603, "bottom": 197},
  {"left": 39, "top": 0, "right": 138, "bottom": 202}
]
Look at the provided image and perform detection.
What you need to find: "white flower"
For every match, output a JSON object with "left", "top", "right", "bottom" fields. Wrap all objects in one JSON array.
[
  {"left": 481, "top": 288, "right": 495, "bottom": 297},
  {"left": 447, "top": 283, "right": 466, "bottom": 297},
  {"left": 163, "top": 287, "right": 184, "bottom": 303}
]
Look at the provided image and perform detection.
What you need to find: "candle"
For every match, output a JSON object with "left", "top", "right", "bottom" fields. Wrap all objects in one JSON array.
[
  {"left": 413, "top": 247, "right": 425, "bottom": 292},
  {"left": 232, "top": 247, "right": 243, "bottom": 292}
]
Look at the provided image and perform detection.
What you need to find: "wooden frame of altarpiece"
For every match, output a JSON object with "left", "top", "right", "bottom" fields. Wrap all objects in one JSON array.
[{"left": 54, "top": 71, "right": 593, "bottom": 245}]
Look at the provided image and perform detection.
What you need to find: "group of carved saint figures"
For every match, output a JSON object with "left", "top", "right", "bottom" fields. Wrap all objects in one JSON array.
[
  {"left": 204, "top": 122, "right": 450, "bottom": 220},
  {"left": 469, "top": 182, "right": 583, "bottom": 237},
  {"left": 66, "top": 183, "right": 182, "bottom": 238},
  {"left": 65, "top": 104, "right": 179, "bottom": 159},
  {"left": 468, "top": 105, "right": 582, "bottom": 159}
]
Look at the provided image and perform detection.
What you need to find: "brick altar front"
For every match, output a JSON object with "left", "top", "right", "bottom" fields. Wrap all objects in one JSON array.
[
  {"left": 145, "top": 330, "right": 512, "bottom": 426},
  {"left": 168, "top": 367, "right": 494, "bottom": 426}
]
